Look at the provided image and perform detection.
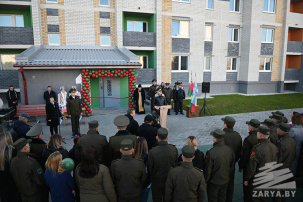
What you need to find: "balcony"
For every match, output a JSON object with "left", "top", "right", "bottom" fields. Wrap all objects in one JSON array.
[
  {"left": 290, "top": 0, "right": 303, "bottom": 14},
  {"left": 123, "top": 31, "right": 156, "bottom": 47},
  {"left": 287, "top": 41, "right": 303, "bottom": 53},
  {"left": 0, "top": 27, "right": 34, "bottom": 45}
]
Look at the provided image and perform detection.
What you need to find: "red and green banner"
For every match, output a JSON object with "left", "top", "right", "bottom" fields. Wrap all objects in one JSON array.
[{"left": 81, "top": 68, "right": 136, "bottom": 116}]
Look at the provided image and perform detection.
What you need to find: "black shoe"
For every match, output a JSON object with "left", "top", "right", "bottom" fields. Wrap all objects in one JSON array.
[
  {"left": 180, "top": 112, "right": 184, "bottom": 115},
  {"left": 168, "top": 113, "right": 171, "bottom": 115},
  {"left": 175, "top": 113, "right": 178, "bottom": 115}
]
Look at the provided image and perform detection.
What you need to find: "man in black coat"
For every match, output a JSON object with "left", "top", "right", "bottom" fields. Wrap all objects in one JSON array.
[
  {"left": 6, "top": 85, "right": 19, "bottom": 117},
  {"left": 45, "top": 96, "right": 61, "bottom": 135},
  {"left": 174, "top": 82, "right": 185, "bottom": 115},
  {"left": 43, "top": 86, "right": 56, "bottom": 103},
  {"left": 125, "top": 108, "right": 139, "bottom": 136},
  {"left": 137, "top": 115, "right": 158, "bottom": 150},
  {"left": 13, "top": 112, "right": 31, "bottom": 141},
  {"left": 153, "top": 89, "right": 167, "bottom": 118},
  {"left": 149, "top": 79, "right": 157, "bottom": 112}
]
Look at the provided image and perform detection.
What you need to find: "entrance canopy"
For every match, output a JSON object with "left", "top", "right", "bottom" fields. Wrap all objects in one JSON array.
[{"left": 14, "top": 45, "right": 141, "bottom": 69}]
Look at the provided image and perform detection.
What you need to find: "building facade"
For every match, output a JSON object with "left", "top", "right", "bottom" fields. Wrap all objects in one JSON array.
[{"left": 1, "top": 0, "right": 303, "bottom": 107}]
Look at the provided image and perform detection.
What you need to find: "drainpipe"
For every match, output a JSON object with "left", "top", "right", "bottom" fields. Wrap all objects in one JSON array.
[{"left": 20, "top": 67, "right": 28, "bottom": 105}]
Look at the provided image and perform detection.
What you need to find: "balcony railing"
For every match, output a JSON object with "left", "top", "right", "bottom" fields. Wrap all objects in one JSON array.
[
  {"left": 123, "top": 31, "right": 156, "bottom": 47},
  {"left": 0, "top": 27, "right": 34, "bottom": 45}
]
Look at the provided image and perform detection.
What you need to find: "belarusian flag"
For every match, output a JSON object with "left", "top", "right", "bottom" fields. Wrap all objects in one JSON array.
[
  {"left": 188, "top": 76, "right": 193, "bottom": 97},
  {"left": 190, "top": 76, "right": 199, "bottom": 115}
]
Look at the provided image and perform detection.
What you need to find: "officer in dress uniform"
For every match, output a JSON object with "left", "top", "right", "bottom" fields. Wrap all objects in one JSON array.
[
  {"left": 165, "top": 145, "right": 206, "bottom": 202},
  {"left": 154, "top": 88, "right": 167, "bottom": 119},
  {"left": 10, "top": 138, "right": 48, "bottom": 202},
  {"left": 66, "top": 88, "right": 82, "bottom": 136},
  {"left": 149, "top": 79, "right": 157, "bottom": 112},
  {"left": 162, "top": 83, "right": 173, "bottom": 115},
  {"left": 110, "top": 139, "right": 147, "bottom": 202},
  {"left": 174, "top": 82, "right": 185, "bottom": 115}
]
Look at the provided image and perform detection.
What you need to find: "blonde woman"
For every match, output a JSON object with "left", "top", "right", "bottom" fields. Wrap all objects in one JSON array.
[
  {"left": 45, "top": 151, "right": 75, "bottom": 202},
  {"left": 0, "top": 131, "right": 22, "bottom": 202},
  {"left": 42, "top": 134, "right": 69, "bottom": 161},
  {"left": 178, "top": 136, "right": 204, "bottom": 170},
  {"left": 58, "top": 86, "right": 67, "bottom": 114}
]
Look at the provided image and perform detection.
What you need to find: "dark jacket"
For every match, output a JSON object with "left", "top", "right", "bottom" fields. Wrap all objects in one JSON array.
[
  {"left": 239, "top": 130, "right": 258, "bottom": 171},
  {"left": 269, "top": 126, "right": 279, "bottom": 145},
  {"left": 147, "top": 141, "right": 178, "bottom": 183},
  {"left": 154, "top": 95, "right": 167, "bottom": 108},
  {"left": 174, "top": 88, "right": 185, "bottom": 102},
  {"left": 13, "top": 120, "right": 31, "bottom": 140},
  {"left": 223, "top": 128, "right": 242, "bottom": 162},
  {"left": 10, "top": 152, "right": 46, "bottom": 199},
  {"left": 165, "top": 162, "right": 206, "bottom": 202},
  {"left": 204, "top": 140, "right": 235, "bottom": 185},
  {"left": 75, "top": 164, "right": 117, "bottom": 202},
  {"left": 179, "top": 149, "right": 204, "bottom": 170},
  {"left": 163, "top": 87, "right": 173, "bottom": 102},
  {"left": 277, "top": 133, "right": 296, "bottom": 169},
  {"left": 125, "top": 114, "right": 139, "bottom": 136},
  {"left": 244, "top": 139, "right": 278, "bottom": 181},
  {"left": 6, "top": 90, "right": 19, "bottom": 105},
  {"left": 108, "top": 130, "right": 137, "bottom": 164},
  {"left": 137, "top": 123, "right": 158, "bottom": 150},
  {"left": 44, "top": 169, "right": 75, "bottom": 202},
  {"left": 149, "top": 85, "right": 157, "bottom": 99},
  {"left": 42, "top": 147, "right": 70, "bottom": 161},
  {"left": 110, "top": 155, "right": 147, "bottom": 200},
  {"left": 66, "top": 96, "right": 82, "bottom": 116},
  {"left": 44, "top": 90, "right": 56, "bottom": 103},
  {"left": 46, "top": 101, "right": 61, "bottom": 126},
  {"left": 74, "top": 129, "right": 108, "bottom": 165},
  {"left": 29, "top": 138, "right": 47, "bottom": 170}
]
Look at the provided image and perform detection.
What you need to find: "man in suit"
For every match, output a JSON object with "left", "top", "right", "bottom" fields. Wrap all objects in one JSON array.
[{"left": 43, "top": 86, "right": 56, "bottom": 103}]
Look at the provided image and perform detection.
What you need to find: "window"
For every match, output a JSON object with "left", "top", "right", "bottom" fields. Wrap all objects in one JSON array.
[
  {"left": 264, "top": 0, "right": 275, "bottom": 13},
  {"left": 227, "top": 57, "right": 238, "bottom": 71},
  {"left": 127, "top": 21, "right": 147, "bottom": 32},
  {"left": 46, "top": 0, "right": 58, "bottom": 3},
  {"left": 259, "top": 57, "right": 272, "bottom": 71},
  {"left": 0, "top": 55, "right": 17, "bottom": 70},
  {"left": 100, "top": 0, "right": 109, "bottom": 6},
  {"left": 171, "top": 56, "right": 189, "bottom": 71},
  {"left": 172, "top": 21, "right": 189, "bottom": 38},
  {"left": 139, "top": 56, "right": 148, "bottom": 69},
  {"left": 205, "top": 26, "right": 212, "bottom": 41},
  {"left": 0, "top": 15, "right": 24, "bottom": 27},
  {"left": 204, "top": 57, "right": 212, "bottom": 71},
  {"left": 100, "top": 36, "right": 111, "bottom": 46},
  {"left": 206, "top": 0, "right": 213, "bottom": 9},
  {"left": 173, "top": 0, "right": 190, "bottom": 2},
  {"left": 48, "top": 34, "right": 60, "bottom": 45},
  {"left": 230, "top": 0, "right": 240, "bottom": 12},
  {"left": 228, "top": 28, "right": 239, "bottom": 42},
  {"left": 261, "top": 29, "right": 274, "bottom": 43}
]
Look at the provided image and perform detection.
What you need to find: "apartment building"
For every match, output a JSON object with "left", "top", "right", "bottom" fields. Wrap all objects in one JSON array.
[{"left": 0, "top": 0, "right": 302, "bottom": 108}]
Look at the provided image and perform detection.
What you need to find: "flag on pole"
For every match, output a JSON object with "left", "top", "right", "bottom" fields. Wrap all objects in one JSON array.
[
  {"left": 190, "top": 75, "right": 199, "bottom": 115},
  {"left": 188, "top": 75, "right": 193, "bottom": 97}
]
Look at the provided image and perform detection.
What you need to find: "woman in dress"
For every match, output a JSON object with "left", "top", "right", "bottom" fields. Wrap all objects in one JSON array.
[
  {"left": 58, "top": 86, "right": 67, "bottom": 115},
  {"left": 134, "top": 84, "right": 145, "bottom": 114},
  {"left": 42, "top": 134, "right": 70, "bottom": 161},
  {"left": 46, "top": 96, "right": 61, "bottom": 135},
  {"left": 44, "top": 151, "right": 75, "bottom": 202},
  {"left": 75, "top": 145, "right": 116, "bottom": 202}
]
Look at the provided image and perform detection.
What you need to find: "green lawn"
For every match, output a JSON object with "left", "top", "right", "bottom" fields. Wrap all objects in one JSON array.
[{"left": 182, "top": 93, "right": 303, "bottom": 116}]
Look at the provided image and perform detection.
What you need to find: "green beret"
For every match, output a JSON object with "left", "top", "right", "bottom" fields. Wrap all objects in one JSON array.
[
  {"left": 221, "top": 116, "right": 236, "bottom": 127},
  {"left": 261, "top": 119, "right": 275, "bottom": 127},
  {"left": 272, "top": 111, "right": 284, "bottom": 117},
  {"left": 114, "top": 115, "right": 130, "bottom": 127},
  {"left": 182, "top": 145, "right": 195, "bottom": 158},
  {"left": 157, "top": 127, "right": 168, "bottom": 140},
  {"left": 246, "top": 119, "right": 261, "bottom": 128},
  {"left": 89, "top": 120, "right": 99, "bottom": 129},
  {"left": 258, "top": 126, "right": 270, "bottom": 135},
  {"left": 69, "top": 88, "right": 76, "bottom": 93},
  {"left": 210, "top": 129, "right": 225, "bottom": 139},
  {"left": 121, "top": 139, "right": 133, "bottom": 151},
  {"left": 269, "top": 113, "right": 282, "bottom": 120},
  {"left": 13, "top": 138, "right": 31, "bottom": 151},
  {"left": 26, "top": 123, "right": 42, "bottom": 137},
  {"left": 278, "top": 123, "right": 291, "bottom": 132}
]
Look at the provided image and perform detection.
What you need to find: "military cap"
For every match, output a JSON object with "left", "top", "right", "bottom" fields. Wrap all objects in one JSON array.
[
  {"left": 261, "top": 119, "right": 275, "bottom": 127},
  {"left": 246, "top": 119, "right": 261, "bottom": 128},
  {"left": 221, "top": 116, "right": 236, "bottom": 127},
  {"left": 88, "top": 120, "right": 99, "bottom": 129},
  {"left": 152, "top": 79, "right": 157, "bottom": 82},
  {"left": 210, "top": 129, "right": 225, "bottom": 139},
  {"left": 114, "top": 115, "right": 130, "bottom": 127},
  {"left": 177, "top": 82, "right": 182, "bottom": 85},
  {"left": 69, "top": 88, "right": 76, "bottom": 93},
  {"left": 165, "top": 83, "right": 170, "bottom": 85},
  {"left": 269, "top": 113, "right": 282, "bottom": 120},
  {"left": 157, "top": 127, "right": 168, "bottom": 140},
  {"left": 13, "top": 138, "right": 32, "bottom": 151},
  {"left": 144, "top": 115, "right": 153, "bottom": 123},
  {"left": 138, "top": 84, "right": 142, "bottom": 88},
  {"left": 182, "top": 145, "right": 195, "bottom": 158},
  {"left": 258, "top": 126, "right": 270, "bottom": 135},
  {"left": 272, "top": 111, "right": 284, "bottom": 117},
  {"left": 26, "top": 123, "right": 42, "bottom": 137},
  {"left": 20, "top": 112, "right": 30, "bottom": 119},
  {"left": 278, "top": 122, "right": 291, "bottom": 132},
  {"left": 121, "top": 139, "right": 133, "bottom": 151},
  {"left": 156, "top": 88, "right": 162, "bottom": 93}
]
